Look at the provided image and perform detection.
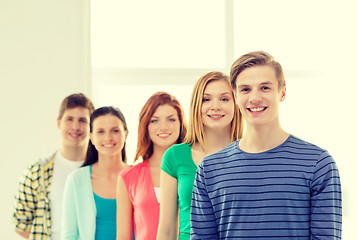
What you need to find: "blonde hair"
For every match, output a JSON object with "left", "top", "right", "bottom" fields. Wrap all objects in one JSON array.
[{"left": 184, "top": 71, "right": 243, "bottom": 149}]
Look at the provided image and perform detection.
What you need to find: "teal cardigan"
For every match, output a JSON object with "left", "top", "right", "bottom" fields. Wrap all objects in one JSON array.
[{"left": 61, "top": 166, "right": 96, "bottom": 239}]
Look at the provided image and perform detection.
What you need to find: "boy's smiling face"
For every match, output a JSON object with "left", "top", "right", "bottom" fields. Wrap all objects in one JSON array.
[{"left": 235, "top": 65, "right": 286, "bottom": 128}]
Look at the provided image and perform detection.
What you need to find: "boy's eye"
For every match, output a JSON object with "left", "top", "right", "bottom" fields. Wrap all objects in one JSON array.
[{"left": 240, "top": 88, "right": 250, "bottom": 93}]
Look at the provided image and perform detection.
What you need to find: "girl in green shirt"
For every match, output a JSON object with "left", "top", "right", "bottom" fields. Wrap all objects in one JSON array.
[{"left": 157, "top": 71, "right": 244, "bottom": 240}]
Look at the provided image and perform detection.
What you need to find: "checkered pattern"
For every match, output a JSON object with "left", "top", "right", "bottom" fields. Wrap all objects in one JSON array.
[{"left": 13, "top": 156, "right": 54, "bottom": 239}]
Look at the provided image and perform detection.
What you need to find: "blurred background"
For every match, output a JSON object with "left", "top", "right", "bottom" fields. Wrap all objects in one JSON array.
[{"left": 1, "top": 0, "right": 357, "bottom": 238}]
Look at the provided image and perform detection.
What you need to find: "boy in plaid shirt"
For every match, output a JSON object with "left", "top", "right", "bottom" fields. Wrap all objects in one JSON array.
[{"left": 13, "top": 93, "right": 94, "bottom": 239}]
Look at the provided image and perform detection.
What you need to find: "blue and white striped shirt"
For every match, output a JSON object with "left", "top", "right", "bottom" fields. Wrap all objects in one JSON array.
[{"left": 191, "top": 135, "right": 342, "bottom": 239}]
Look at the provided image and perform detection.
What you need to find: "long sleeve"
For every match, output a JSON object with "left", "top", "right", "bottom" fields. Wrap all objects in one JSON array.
[
  {"left": 13, "top": 166, "right": 37, "bottom": 232},
  {"left": 61, "top": 175, "right": 79, "bottom": 239},
  {"left": 310, "top": 151, "right": 342, "bottom": 239},
  {"left": 61, "top": 167, "right": 96, "bottom": 240},
  {"left": 190, "top": 163, "right": 219, "bottom": 239}
]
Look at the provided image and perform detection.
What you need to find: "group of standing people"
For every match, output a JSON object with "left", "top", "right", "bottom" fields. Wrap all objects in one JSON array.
[{"left": 13, "top": 51, "right": 342, "bottom": 240}]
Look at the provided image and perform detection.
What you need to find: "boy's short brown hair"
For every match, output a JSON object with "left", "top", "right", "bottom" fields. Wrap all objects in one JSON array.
[
  {"left": 230, "top": 51, "right": 286, "bottom": 90},
  {"left": 58, "top": 93, "right": 94, "bottom": 119}
]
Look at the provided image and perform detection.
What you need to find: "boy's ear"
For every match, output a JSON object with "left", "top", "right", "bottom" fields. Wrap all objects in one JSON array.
[{"left": 57, "top": 118, "right": 61, "bottom": 129}]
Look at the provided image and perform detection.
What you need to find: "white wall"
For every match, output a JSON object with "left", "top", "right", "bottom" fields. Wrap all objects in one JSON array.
[
  {"left": 0, "top": 0, "right": 90, "bottom": 238},
  {"left": 1, "top": 0, "right": 357, "bottom": 239}
]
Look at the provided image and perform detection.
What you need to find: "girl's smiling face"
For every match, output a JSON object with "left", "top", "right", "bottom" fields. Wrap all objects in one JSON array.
[
  {"left": 90, "top": 114, "right": 128, "bottom": 157},
  {"left": 148, "top": 104, "right": 180, "bottom": 150},
  {"left": 201, "top": 79, "right": 235, "bottom": 131}
]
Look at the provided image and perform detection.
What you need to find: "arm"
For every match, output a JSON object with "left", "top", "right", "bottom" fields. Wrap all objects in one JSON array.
[
  {"left": 156, "top": 170, "right": 179, "bottom": 240},
  {"left": 61, "top": 176, "right": 79, "bottom": 239},
  {"left": 13, "top": 166, "right": 36, "bottom": 238},
  {"left": 310, "top": 151, "right": 342, "bottom": 239},
  {"left": 190, "top": 164, "right": 219, "bottom": 239},
  {"left": 116, "top": 175, "right": 133, "bottom": 240}
]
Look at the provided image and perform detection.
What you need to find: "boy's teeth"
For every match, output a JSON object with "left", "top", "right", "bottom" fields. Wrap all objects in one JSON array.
[{"left": 250, "top": 107, "right": 265, "bottom": 112}]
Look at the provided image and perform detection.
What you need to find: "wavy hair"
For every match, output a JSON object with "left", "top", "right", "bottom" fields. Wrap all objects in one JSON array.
[{"left": 134, "top": 92, "right": 187, "bottom": 162}]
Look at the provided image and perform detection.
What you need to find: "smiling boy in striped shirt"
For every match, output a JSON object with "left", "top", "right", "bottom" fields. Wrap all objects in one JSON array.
[{"left": 191, "top": 51, "right": 342, "bottom": 240}]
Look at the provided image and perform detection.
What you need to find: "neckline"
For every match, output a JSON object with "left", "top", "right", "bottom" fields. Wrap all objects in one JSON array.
[
  {"left": 93, "top": 191, "right": 116, "bottom": 200},
  {"left": 237, "top": 134, "right": 291, "bottom": 155},
  {"left": 55, "top": 151, "right": 84, "bottom": 167},
  {"left": 143, "top": 160, "right": 160, "bottom": 204},
  {"left": 89, "top": 164, "right": 116, "bottom": 200}
]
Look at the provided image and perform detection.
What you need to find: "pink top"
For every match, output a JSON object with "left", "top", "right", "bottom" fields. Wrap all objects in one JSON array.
[{"left": 120, "top": 160, "right": 160, "bottom": 240}]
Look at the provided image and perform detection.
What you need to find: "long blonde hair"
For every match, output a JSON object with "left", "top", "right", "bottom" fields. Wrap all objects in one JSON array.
[{"left": 184, "top": 71, "right": 243, "bottom": 150}]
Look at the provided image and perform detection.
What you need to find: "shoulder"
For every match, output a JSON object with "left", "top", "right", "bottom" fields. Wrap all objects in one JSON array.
[
  {"left": 163, "top": 143, "right": 191, "bottom": 162},
  {"left": 121, "top": 161, "right": 147, "bottom": 178},
  {"left": 205, "top": 140, "right": 239, "bottom": 162},
  {"left": 67, "top": 165, "right": 91, "bottom": 183},
  {"left": 38, "top": 151, "right": 57, "bottom": 167},
  {"left": 198, "top": 140, "right": 240, "bottom": 173},
  {"left": 163, "top": 143, "right": 191, "bottom": 165},
  {"left": 63, "top": 166, "right": 94, "bottom": 204},
  {"left": 280, "top": 135, "right": 338, "bottom": 170},
  {"left": 21, "top": 152, "right": 56, "bottom": 179},
  {"left": 198, "top": 141, "right": 239, "bottom": 173},
  {"left": 284, "top": 135, "right": 327, "bottom": 155},
  {"left": 166, "top": 143, "right": 191, "bottom": 154},
  {"left": 162, "top": 143, "right": 192, "bottom": 177}
]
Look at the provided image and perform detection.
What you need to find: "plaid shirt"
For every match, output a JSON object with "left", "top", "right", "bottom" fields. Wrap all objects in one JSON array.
[{"left": 13, "top": 153, "right": 55, "bottom": 240}]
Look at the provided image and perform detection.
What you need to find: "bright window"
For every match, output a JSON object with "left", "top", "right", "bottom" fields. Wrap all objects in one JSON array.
[{"left": 91, "top": 0, "right": 226, "bottom": 69}]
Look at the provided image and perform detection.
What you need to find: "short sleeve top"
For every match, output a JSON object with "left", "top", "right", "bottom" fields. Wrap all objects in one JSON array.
[{"left": 161, "top": 143, "right": 197, "bottom": 240}]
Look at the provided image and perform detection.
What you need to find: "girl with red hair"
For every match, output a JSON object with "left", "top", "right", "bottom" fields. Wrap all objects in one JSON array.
[{"left": 116, "top": 92, "right": 187, "bottom": 240}]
